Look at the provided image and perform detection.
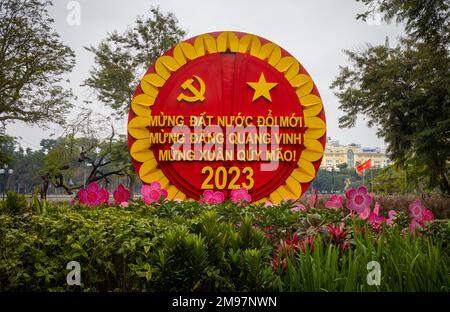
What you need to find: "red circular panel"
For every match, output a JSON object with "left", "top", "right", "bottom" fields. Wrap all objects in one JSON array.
[{"left": 151, "top": 52, "right": 303, "bottom": 200}]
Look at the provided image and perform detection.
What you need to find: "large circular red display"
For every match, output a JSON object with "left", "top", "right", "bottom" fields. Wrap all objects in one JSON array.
[{"left": 127, "top": 31, "right": 326, "bottom": 204}]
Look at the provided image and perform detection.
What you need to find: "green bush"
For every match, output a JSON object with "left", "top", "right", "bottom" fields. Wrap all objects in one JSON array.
[
  {"left": 0, "top": 200, "right": 449, "bottom": 291},
  {"left": 0, "top": 191, "right": 27, "bottom": 215}
]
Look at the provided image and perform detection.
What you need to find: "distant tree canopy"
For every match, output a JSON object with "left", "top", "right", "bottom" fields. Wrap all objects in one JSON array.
[
  {"left": 311, "top": 168, "right": 366, "bottom": 194},
  {"left": 84, "top": 6, "right": 186, "bottom": 117},
  {"left": 0, "top": 0, "right": 75, "bottom": 128},
  {"left": 0, "top": 135, "right": 14, "bottom": 165},
  {"left": 356, "top": 0, "right": 449, "bottom": 47},
  {"left": 332, "top": 0, "right": 450, "bottom": 195},
  {"left": 371, "top": 165, "right": 407, "bottom": 195}
]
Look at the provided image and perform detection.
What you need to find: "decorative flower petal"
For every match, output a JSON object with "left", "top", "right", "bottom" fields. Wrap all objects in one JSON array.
[{"left": 87, "top": 182, "right": 100, "bottom": 193}]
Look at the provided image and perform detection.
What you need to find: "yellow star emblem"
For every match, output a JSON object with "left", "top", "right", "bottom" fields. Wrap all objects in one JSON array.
[{"left": 247, "top": 72, "right": 278, "bottom": 102}]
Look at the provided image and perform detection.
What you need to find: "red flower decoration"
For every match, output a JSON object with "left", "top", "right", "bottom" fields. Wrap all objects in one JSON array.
[
  {"left": 77, "top": 182, "right": 109, "bottom": 207},
  {"left": 113, "top": 184, "right": 130, "bottom": 205}
]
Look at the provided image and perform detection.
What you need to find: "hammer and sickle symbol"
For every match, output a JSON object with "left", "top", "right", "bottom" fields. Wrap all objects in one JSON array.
[{"left": 176, "top": 75, "right": 206, "bottom": 103}]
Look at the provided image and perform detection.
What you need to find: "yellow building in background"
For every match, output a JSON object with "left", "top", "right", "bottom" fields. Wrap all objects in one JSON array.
[{"left": 320, "top": 138, "right": 390, "bottom": 171}]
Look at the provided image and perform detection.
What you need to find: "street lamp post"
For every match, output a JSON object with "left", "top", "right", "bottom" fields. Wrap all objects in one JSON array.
[
  {"left": 84, "top": 162, "right": 93, "bottom": 188},
  {"left": 331, "top": 168, "right": 335, "bottom": 194},
  {"left": 0, "top": 165, "right": 13, "bottom": 200}
]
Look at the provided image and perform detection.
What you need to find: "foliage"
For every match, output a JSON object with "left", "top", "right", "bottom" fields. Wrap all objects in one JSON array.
[
  {"left": 0, "top": 191, "right": 27, "bottom": 215},
  {"left": 84, "top": 6, "right": 186, "bottom": 117},
  {"left": 39, "top": 111, "right": 132, "bottom": 198},
  {"left": 356, "top": 0, "right": 449, "bottom": 47},
  {"left": 12, "top": 147, "right": 44, "bottom": 193},
  {"left": 332, "top": 1, "right": 450, "bottom": 195},
  {"left": 0, "top": 135, "right": 15, "bottom": 166},
  {"left": 277, "top": 222, "right": 449, "bottom": 291},
  {"left": 0, "top": 199, "right": 448, "bottom": 291},
  {"left": 0, "top": 0, "right": 75, "bottom": 128},
  {"left": 312, "top": 168, "right": 364, "bottom": 193},
  {"left": 372, "top": 165, "right": 406, "bottom": 195}
]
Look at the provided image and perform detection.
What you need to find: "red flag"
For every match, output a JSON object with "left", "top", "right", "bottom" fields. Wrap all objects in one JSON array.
[{"left": 357, "top": 159, "right": 372, "bottom": 173}]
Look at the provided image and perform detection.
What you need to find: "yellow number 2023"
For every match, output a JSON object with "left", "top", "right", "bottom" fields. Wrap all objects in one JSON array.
[{"left": 201, "top": 166, "right": 254, "bottom": 190}]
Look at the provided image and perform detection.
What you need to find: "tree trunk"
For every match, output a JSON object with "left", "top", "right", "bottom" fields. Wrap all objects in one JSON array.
[
  {"left": 440, "top": 172, "right": 450, "bottom": 197},
  {"left": 40, "top": 174, "right": 49, "bottom": 200},
  {"left": 128, "top": 174, "right": 136, "bottom": 200}
]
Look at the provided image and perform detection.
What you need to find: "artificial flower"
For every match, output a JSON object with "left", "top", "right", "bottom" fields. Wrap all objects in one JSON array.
[
  {"left": 290, "top": 202, "right": 306, "bottom": 212},
  {"left": 113, "top": 184, "right": 130, "bottom": 205},
  {"left": 325, "top": 194, "right": 343, "bottom": 209},
  {"left": 77, "top": 182, "right": 109, "bottom": 207},
  {"left": 230, "top": 187, "right": 251, "bottom": 204},
  {"left": 345, "top": 186, "right": 372, "bottom": 213},
  {"left": 408, "top": 199, "right": 426, "bottom": 222},
  {"left": 386, "top": 210, "right": 398, "bottom": 226},
  {"left": 409, "top": 219, "right": 424, "bottom": 234},
  {"left": 141, "top": 182, "right": 168, "bottom": 204},
  {"left": 202, "top": 190, "right": 225, "bottom": 204}
]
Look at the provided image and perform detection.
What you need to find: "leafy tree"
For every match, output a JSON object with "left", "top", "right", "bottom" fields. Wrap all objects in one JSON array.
[
  {"left": 356, "top": 0, "right": 449, "bottom": 47},
  {"left": 0, "top": 135, "right": 15, "bottom": 166},
  {"left": 84, "top": 7, "right": 185, "bottom": 197},
  {"left": 331, "top": 0, "right": 450, "bottom": 195},
  {"left": 0, "top": 0, "right": 75, "bottom": 128},
  {"left": 39, "top": 111, "right": 132, "bottom": 199},
  {"left": 11, "top": 146, "right": 44, "bottom": 194},
  {"left": 371, "top": 165, "right": 407, "bottom": 195},
  {"left": 84, "top": 6, "right": 186, "bottom": 117}
]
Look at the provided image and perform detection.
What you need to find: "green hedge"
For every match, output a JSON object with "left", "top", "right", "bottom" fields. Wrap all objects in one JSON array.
[{"left": 0, "top": 200, "right": 449, "bottom": 291}]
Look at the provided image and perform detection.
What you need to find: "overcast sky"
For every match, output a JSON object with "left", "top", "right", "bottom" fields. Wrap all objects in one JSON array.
[{"left": 6, "top": 0, "right": 404, "bottom": 150}]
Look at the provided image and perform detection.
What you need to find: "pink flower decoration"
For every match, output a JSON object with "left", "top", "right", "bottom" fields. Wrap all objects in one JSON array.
[
  {"left": 113, "top": 184, "right": 130, "bottom": 205},
  {"left": 325, "top": 195, "right": 343, "bottom": 209},
  {"left": 290, "top": 202, "right": 306, "bottom": 212},
  {"left": 409, "top": 219, "right": 424, "bottom": 234},
  {"left": 231, "top": 187, "right": 251, "bottom": 204},
  {"left": 358, "top": 207, "right": 371, "bottom": 220},
  {"left": 141, "top": 182, "right": 168, "bottom": 204},
  {"left": 346, "top": 186, "right": 372, "bottom": 213},
  {"left": 77, "top": 182, "right": 109, "bottom": 207},
  {"left": 264, "top": 201, "right": 275, "bottom": 207},
  {"left": 202, "top": 190, "right": 225, "bottom": 204},
  {"left": 282, "top": 198, "right": 305, "bottom": 212},
  {"left": 408, "top": 200, "right": 426, "bottom": 222},
  {"left": 120, "top": 202, "right": 129, "bottom": 208},
  {"left": 386, "top": 210, "right": 397, "bottom": 226},
  {"left": 373, "top": 202, "right": 381, "bottom": 216}
]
